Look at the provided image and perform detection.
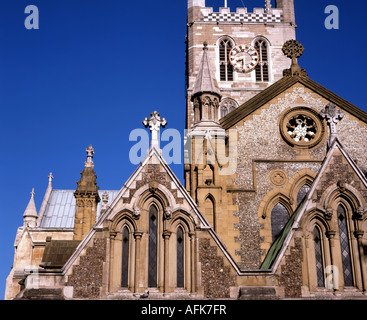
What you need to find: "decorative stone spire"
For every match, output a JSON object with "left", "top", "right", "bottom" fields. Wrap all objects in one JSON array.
[
  {"left": 23, "top": 188, "right": 38, "bottom": 228},
  {"left": 85, "top": 145, "right": 95, "bottom": 168},
  {"left": 74, "top": 145, "right": 100, "bottom": 241},
  {"left": 75, "top": 145, "right": 100, "bottom": 195},
  {"left": 191, "top": 42, "right": 222, "bottom": 126},
  {"left": 282, "top": 39, "right": 307, "bottom": 77},
  {"left": 192, "top": 42, "right": 221, "bottom": 98},
  {"left": 320, "top": 102, "right": 345, "bottom": 145},
  {"left": 143, "top": 111, "right": 167, "bottom": 150}
]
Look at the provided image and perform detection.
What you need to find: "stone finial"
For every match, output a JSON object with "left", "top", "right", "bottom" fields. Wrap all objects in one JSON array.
[
  {"left": 85, "top": 145, "right": 95, "bottom": 168},
  {"left": 101, "top": 192, "right": 109, "bottom": 212},
  {"left": 143, "top": 111, "right": 167, "bottom": 150},
  {"left": 320, "top": 103, "right": 345, "bottom": 144},
  {"left": 282, "top": 40, "right": 307, "bottom": 77},
  {"left": 48, "top": 172, "right": 54, "bottom": 185},
  {"left": 265, "top": 0, "right": 272, "bottom": 13}
]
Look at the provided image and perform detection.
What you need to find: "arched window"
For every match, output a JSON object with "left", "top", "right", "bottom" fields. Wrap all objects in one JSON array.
[
  {"left": 176, "top": 227, "right": 184, "bottom": 288},
  {"left": 313, "top": 226, "right": 325, "bottom": 287},
  {"left": 219, "top": 98, "right": 238, "bottom": 119},
  {"left": 254, "top": 38, "right": 269, "bottom": 82},
  {"left": 148, "top": 205, "right": 158, "bottom": 287},
  {"left": 271, "top": 203, "right": 289, "bottom": 242},
  {"left": 219, "top": 38, "right": 234, "bottom": 82},
  {"left": 204, "top": 196, "right": 216, "bottom": 231},
  {"left": 297, "top": 184, "right": 311, "bottom": 206},
  {"left": 337, "top": 205, "right": 354, "bottom": 287},
  {"left": 121, "top": 226, "right": 130, "bottom": 287}
]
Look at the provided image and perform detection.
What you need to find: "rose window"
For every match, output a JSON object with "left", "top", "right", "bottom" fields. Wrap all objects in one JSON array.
[
  {"left": 279, "top": 107, "right": 325, "bottom": 149},
  {"left": 286, "top": 115, "right": 317, "bottom": 143}
]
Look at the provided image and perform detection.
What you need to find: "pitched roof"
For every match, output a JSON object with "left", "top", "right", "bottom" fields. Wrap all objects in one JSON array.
[
  {"left": 220, "top": 75, "right": 367, "bottom": 129},
  {"left": 260, "top": 137, "right": 367, "bottom": 270},
  {"left": 39, "top": 190, "right": 119, "bottom": 228}
]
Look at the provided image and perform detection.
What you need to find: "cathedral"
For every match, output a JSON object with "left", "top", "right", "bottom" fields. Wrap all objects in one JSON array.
[{"left": 5, "top": 0, "right": 367, "bottom": 300}]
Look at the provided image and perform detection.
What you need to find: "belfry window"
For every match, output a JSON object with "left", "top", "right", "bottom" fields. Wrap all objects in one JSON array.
[
  {"left": 177, "top": 227, "right": 184, "bottom": 288},
  {"left": 313, "top": 226, "right": 325, "bottom": 287},
  {"left": 219, "top": 38, "right": 234, "bottom": 82},
  {"left": 271, "top": 203, "right": 289, "bottom": 242},
  {"left": 121, "top": 226, "right": 129, "bottom": 287},
  {"left": 254, "top": 38, "right": 269, "bottom": 82},
  {"left": 148, "top": 205, "right": 158, "bottom": 287},
  {"left": 337, "top": 205, "right": 354, "bottom": 287}
]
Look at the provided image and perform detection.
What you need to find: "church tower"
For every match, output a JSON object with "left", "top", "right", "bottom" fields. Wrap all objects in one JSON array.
[
  {"left": 186, "top": 0, "right": 296, "bottom": 130},
  {"left": 185, "top": 0, "right": 297, "bottom": 242}
]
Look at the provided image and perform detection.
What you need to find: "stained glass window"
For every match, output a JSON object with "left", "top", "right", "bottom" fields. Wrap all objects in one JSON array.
[
  {"left": 313, "top": 226, "right": 325, "bottom": 287},
  {"left": 121, "top": 226, "right": 129, "bottom": 287},
  {"left": 148, "top": 205, "right": 158, "bottom": 287},
  {"left": 337, "top": 205, "right": 354, "bottom": 287},
  {"left": 177, "top": 227, "right": 184, "bottom": 288},
  {"left": 271, "top": 203, "right": 289, "bottom": 242}
]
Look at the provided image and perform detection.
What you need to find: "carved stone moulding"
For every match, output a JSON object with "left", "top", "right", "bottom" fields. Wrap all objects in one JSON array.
[{"left": 269, "top": 169, "right": 288, "bottom": 187}]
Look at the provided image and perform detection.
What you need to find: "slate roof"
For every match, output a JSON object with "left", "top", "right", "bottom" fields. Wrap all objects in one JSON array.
[{"left": 39, "top": 190, "right": 119, "bottom": 229}]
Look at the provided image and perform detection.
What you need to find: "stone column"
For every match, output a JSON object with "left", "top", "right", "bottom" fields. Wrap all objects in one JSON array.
[
  {"left": 163, "top": 231, "right": 172, "bottom": 295},
  {"left": 189, "top": 232, "right": 196, "bottom": 294},
  {"left": 133, "top": 231, "right": 143, "bottom": 294},
  {"left": 326, "top": 230, "right": 338, "bottom": 292},
  {"left": 354, "top": 230, "right": 367, "bottom": 293}
]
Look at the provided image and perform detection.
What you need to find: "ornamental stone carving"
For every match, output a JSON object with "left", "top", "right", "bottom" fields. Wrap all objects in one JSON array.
[{"left": 269, "top": 169, "right": 288, "bottom": 186}]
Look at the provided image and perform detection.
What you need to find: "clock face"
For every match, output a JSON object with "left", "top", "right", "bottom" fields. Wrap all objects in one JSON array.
[{"left": 229, "top": 45, "right": 259, "bottom": 73}]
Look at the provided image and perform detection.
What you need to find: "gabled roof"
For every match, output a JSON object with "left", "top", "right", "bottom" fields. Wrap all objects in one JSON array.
[
  {"left": 260, "top": 136, "right": 367, "bottom": 270},
  {"left": 220, "top": 75, "right": 367, "bottom": 129}
]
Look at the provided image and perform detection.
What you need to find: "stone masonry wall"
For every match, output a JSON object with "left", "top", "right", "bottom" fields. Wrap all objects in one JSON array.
[
  {"left": 67, "top": 238, "right": 106, "bottom": 299},
  {"left": 199, "top": 238, "right": 236, "bottom": 298}
]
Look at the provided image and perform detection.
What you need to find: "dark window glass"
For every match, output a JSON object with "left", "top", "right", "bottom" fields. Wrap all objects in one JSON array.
[
  {"left": 177, "top": 227, "right": 184, "bottom": 288},
  {"left": 148, "top": 206, "right": 158, "bottom": 287},
  {"left": 337, "top": 205, "right": 354, "bottom": 287},
  {"left": 121, "top": 226, "right": 129, "bottom": 287},
  {"left": 219, "top": 39, "right": 233, "bottom": 82},
  {"left": 313, "top": 227, "right": 325, "bottom": 287},
  {"left": 271, "top": 203, "right": 289, "bottom": 242},
  {"left": 297, "top": 184, "right": 310, "bottom": 206}
]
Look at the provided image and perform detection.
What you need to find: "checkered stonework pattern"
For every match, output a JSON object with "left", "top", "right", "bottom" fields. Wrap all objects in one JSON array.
[{"left": 203, "top": 12, "right": 283, "bottom": 23}]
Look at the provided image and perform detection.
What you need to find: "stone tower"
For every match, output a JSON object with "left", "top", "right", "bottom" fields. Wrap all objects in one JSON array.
[{"left": 186, "top": 0, "right": 296, "bottom": 130}]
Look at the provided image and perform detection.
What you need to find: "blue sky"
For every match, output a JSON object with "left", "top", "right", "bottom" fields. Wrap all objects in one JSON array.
[{"left": 0, "top": 0, "right": 366, "bottom": 298}]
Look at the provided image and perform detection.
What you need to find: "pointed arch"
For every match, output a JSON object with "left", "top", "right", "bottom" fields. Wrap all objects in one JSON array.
[
  {"left": 271, "top": 202, "right": 290, "bottom": 242},
  {"left": 204, "top": 194, "right": 216, "bottom": 231},
  {"left": 217, "top": 36, "right": 234, "bottom": 82},
  {"left": 253, "top": 36, "right": 270, "bottom": 82}
]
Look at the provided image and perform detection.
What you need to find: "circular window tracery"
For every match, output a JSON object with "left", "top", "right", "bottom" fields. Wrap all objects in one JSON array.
[{"left": 279, "top": 107, "right": 325, "bottom": 149}]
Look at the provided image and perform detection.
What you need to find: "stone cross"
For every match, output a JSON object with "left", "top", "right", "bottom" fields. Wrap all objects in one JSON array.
[
  {"left": 85, "top": 144, "right": 95, "bottom": 168},
  {"left": 143, "top": 111, "right": 167, "bottom": 149},
  {"left": 282, "top": 40, "right": 304, "bottom": 75},
  {"left": 48, "top": 172, "right": 54, "bottom": 183},
  {"left": 30, "top": 188, "right": 35, "bottom": 198},
  {"left": 320, "top": 103, "right": 345, "bottom": 144}
]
